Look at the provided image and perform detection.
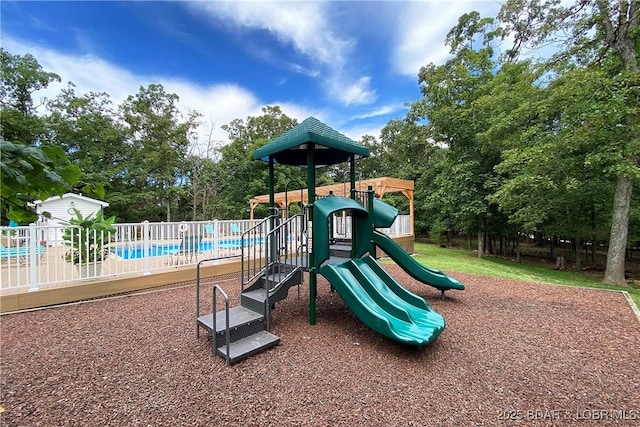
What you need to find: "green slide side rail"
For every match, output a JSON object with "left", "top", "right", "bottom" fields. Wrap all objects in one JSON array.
[
  {"left": 373, "top": 230, "right": 465, "bottom": 292},
  {"left": 319, "top": 257, "right": 445, "bottom": 347}
]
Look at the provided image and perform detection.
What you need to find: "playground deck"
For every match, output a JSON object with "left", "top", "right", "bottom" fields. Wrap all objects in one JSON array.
[{"left": 2, "top": 266, "right": 638, "bottom": 426}]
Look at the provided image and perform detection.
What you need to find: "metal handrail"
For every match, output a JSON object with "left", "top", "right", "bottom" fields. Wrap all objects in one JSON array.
[
  {"left": 195, "top": 255, "right": 241, "bottom": 338},
  {"left": 262, "top": 213, "right": 307, "bottom": 329},
  {"left": 212, "top": 284, "right": 231, "bottom": 366},
  {"left": 240, "top": 215, "right": 276, "bottom": 290}
]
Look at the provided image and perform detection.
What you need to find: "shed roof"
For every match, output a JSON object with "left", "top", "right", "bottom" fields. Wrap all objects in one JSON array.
[
  {"left": 253, "top": 117, "right": 369, "bottom": 166},
  {"left": 30, "top": 193, "right": 109, "bottom": 208}
]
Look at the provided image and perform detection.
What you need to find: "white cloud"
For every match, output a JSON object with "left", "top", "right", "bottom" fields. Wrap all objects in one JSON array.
[
  {"left": 341, "top": 122, "right": 385, "bottom": 142},
  {"left": 2, "top": 37, "right": 139, "bottom": 108},
  {"left": 188, "top": 1, "right": 376, "bottom": 107},
  {"left": 350, "top": 104, "right": 405, "bottom": 120},
  {"left": 2, "top": 35, "right": 315, "bottom": 152},
  {"left": 329, "top": 76, "right": 377, "bottom": 107},
  {"left": 189, "top": 1, "right": 351, "bottom": 67},
  {"left": 392, "top": 1, "right": 501, "bottom": 76}
]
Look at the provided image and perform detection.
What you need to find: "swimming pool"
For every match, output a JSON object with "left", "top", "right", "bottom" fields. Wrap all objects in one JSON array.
[{"left": 111, "top": 238, "right": 264, "bottom": 260}]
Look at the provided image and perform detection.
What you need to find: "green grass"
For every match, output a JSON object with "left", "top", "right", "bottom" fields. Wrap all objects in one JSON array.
[{"left": 407, "top": 242, "right": 640, "bottom": 309}]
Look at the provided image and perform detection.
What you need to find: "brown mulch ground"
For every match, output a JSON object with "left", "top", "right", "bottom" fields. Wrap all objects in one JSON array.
[{"left": 1, "top": 265, "right": 639, "bottom": 426}]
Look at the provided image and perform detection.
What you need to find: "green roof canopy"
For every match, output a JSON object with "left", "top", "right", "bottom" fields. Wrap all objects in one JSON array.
[{"left": 253, "top": 117, "right": 370, "bottom": 166}]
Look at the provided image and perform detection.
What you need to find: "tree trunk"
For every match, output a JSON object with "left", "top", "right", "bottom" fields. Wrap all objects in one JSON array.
[
  {"left": 477, "top": 230, "right": 484, "bottom": 259},
  {"left": 534, "top": 230, "right": 544, "bottom": 246},
  {"left": 599, "top": 0, "right": 637, "bottom": 285},
  {"left": 604, "top": 175, "right": 633, "bottom": 285}
]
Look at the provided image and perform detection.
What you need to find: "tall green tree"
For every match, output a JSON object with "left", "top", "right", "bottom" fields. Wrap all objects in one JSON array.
[
  {"left": 497, "top": 0, "right": 639, "bottom": 285},
  {"left": 45, "top": 84, "right": 125, "bottom": 203},
  {"left": 118, "top": 84, "right": 201, "bottom": 222},
  {"left": 365, "top": 119, "right": 443, "bottom": 233},
  {"left": 217, "top": 106, "right": 300, "bottom": 219},
  {"left": 410, "top": 12, "right": 507, "bottom": 255},
  {"left": 0, "top": 50, "right": 80, "bottom": 223},
  {"left": 0, "top": 49, "right": 60, "bottom": 145}
]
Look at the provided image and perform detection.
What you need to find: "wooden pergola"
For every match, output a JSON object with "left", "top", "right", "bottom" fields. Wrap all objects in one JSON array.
[{"left": 249, "top": 176, "right": 415, "bottom": 235}]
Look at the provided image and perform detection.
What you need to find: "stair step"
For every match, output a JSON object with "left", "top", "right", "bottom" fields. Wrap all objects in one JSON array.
[
  {"left": 197, "top": 306, "right": 263, "bottom": 333},
  {"left": 269, "top": 263, "right": 295, "bottom": 273},
  {"left": 263, "top": 274, "right": 285, "bottom": 287},
  {"left": 242, "top": 288, "right": 267, "bottom": 303},
  {"left": 217, "top": 330, "right": 280, "bottom": 364},
  {"left": 330, "top": 244, "right": 352, "bottom": 251},
  {"left": 330, "top": 244, "right": 351, "bottom": 258}
]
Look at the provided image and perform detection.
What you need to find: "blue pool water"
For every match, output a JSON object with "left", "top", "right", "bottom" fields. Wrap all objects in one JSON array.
[{"left": 112, "top": 238, "right": 263, "bottom": 260}]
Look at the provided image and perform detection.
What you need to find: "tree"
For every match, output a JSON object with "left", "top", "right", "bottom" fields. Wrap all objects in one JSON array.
[
  {"left": 45, "top": 84, "right": 125, "bottom": 202},
  {"left": 118, "top": 84, "right": 201, "bottom": 222},
  {"left": 365, "top": 119, "right": 444, "bottom": 234},
  {"left": 183, "top": 124, "right": 225, "bottom": 220},
  {"left": 217, "top": 106, "right": 300, "bottom": 219},
  {"left": 497, "top": 0, "right": 639, "bottom": 285},
  {"left": 0, "top": 50, "right": 79, "bottom": 223},
  {"left": 410, "top": 12, "right": 508, "bottom": 255},
  {"left": 1, "top": 138, "right": 81, "bottom": 223},
  {"left": 0, "top": 49, "right": 60, "bottom": 145}
]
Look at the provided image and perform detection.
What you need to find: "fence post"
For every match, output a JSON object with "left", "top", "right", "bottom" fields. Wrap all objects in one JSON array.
[
  {"left": 28, "top": 224, "right": 39, "bottom": 291},
  {"left": 213, "top": 219, "right": 219, "bottom": 259},
  {"left": 142, "top": 220, "right": 151, "bottom": 275}
]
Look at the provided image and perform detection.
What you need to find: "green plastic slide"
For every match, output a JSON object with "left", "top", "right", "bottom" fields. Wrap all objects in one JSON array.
[
  {"left": 319, "top": 256, "right": 445, "bottom": 346},
  {"left": 373, "top": 230, "right": 465, "bottom": 293}
]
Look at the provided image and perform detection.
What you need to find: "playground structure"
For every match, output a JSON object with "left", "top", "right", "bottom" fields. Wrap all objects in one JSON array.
[{"left": 196, "top": 117, "right": 464, "bottom": 365}]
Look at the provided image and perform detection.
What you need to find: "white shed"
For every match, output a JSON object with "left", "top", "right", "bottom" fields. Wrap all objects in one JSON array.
[{"left": 30, "top": 193, "right": 109, "bottom": 245}]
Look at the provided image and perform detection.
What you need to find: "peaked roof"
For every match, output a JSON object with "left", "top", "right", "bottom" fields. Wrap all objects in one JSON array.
[
  {"left": 30, "top": 193, "right": 109, "bottom": 207},
  {"left": 253, "top": 117, "right": 369, "bottom": 166}
]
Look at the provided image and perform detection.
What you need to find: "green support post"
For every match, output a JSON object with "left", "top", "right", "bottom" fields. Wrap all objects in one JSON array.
[
  {"left": 307, "top": 146, "right": 316, "bottom": 325},
  {"left": 349, "top": 154, "right": 357, "bottom": 258},
  {"left": 367, "top": 185, "right": 376, "bottom": 256},
  {"left": 268, "top": 158, "right": 277, "bottom": 262},
  {"left": 268, "top": 157, "right": 275, "bottom": 213},
  {"left": 349, "top": 154, "right": 356, "bottom": 197}
]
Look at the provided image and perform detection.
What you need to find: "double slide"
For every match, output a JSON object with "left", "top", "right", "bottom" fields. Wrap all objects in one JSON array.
[
  {"left": 319, "top": 256, "right": 445, "bottom": 346},
  {"left": 315, "top": 196, "right": 462, "bottom": 346}
]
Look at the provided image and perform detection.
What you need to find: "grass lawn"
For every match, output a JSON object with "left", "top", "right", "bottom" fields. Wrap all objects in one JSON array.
[{"left": 408, "top": 242, "right": 640, "bottom": 309}]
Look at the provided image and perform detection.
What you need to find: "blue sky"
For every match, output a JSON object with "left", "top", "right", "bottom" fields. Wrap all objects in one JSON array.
[{"left": 1, "top": 1, "right": 501, "bottom": 152}]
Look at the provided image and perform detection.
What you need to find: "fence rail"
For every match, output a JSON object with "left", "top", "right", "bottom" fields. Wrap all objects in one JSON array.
[
  {"left": 1, "top": 219, "right": 254, "bottom": 294},
  {"left": 1, "top": 215, "right": 411, "bottom": 294}
]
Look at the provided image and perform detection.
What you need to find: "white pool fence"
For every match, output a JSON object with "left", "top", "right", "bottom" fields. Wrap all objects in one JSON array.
[{"left": 1, "top": 215, "right": 411, "bottom": 294}]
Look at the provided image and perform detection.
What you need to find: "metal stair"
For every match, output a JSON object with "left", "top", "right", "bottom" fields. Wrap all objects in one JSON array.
[
  {"left": 242, "top": 262, "right": 304, "bottom": 312},
  {"left": 196, "top": 214, "right": 307, "bottom": 365},
  {"left": 197, "top": 303, "right": 281, "bottom": 365},
  {"left": 196, "top": 262, "right": 303, "bottom": 365}
]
